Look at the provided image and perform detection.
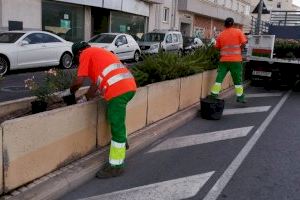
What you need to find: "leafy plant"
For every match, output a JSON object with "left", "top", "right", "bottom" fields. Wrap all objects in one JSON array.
[
  {"left": 46, "top": 68, "right": 77, "bottom": 92},
  {"left": 25, "top": 75, "right": 56, "bottom": 102},
  {"left": 131, "top": 45, "right": 219, "bottom": 87}
]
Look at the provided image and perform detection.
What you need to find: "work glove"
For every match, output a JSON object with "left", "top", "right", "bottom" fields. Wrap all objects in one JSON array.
[{"left": 77, "top": 95, "right": 88, "bottom": 103}]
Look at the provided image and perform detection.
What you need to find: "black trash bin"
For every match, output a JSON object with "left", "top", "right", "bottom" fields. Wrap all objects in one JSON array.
[{"left": 200, "top": 97, "right": 225, "bottom": 120}]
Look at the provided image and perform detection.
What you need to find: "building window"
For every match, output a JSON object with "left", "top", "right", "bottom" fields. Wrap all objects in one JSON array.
[
  {"left": 42, "top": 0, "right": 84, "bottom": 42},
  {"left": 277, "top": 2, "right": 281, "bottom": 8},
  {"left": 163, "top": 7, "right": 170, "bottom": 23},
  {"left": 110, "top": 11, "right": 146, "bottom": 38}
]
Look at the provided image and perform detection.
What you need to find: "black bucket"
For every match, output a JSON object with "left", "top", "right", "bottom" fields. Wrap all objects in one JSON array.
[{"left": 200, "top": 97, "right": 225, "bottom": 120}]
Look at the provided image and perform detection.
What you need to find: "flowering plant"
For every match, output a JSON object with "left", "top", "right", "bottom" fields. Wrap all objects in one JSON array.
[
  {"left": 25, "top": 75, "right": 56, "bottom": 102},
  {"left": 46, "top": 68, "right": 76, "bottom": 92}
]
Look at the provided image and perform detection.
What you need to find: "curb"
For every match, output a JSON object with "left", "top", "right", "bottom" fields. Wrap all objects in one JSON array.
[{"left": 2, "top": 83, "right": 248, "bottom": 200}]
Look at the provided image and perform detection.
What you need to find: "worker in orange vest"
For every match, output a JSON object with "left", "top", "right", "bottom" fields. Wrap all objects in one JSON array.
[
  {"left": 210, "top": 17, "right": 247, "bottom": 103},
  {"left": 67, "top": 41, "right": 136, "bottom": 178}
]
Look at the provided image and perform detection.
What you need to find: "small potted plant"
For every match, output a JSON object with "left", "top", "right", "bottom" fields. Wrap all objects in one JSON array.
[
  {"left": 25, "top": 76, "right": 55, "bottom": 114},
  {"left": 46, "top": 69, "right": 77, "bottom": 105}
]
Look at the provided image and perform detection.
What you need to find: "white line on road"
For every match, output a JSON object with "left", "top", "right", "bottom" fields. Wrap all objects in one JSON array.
[
  {"left": 223, "top": 106, "right": 271, "bottom": 115},
  {"left": 148, "top": 126, "right": 254, "bottom": 153},
  {"left": 79, "top": 172, "right": 215, "bottom": 200},
  {"left": 246, "top": 93, "right": 282, "bottom": 98},
  {"left": 203, "top": 91, "right": 291, "bottom": 200}
]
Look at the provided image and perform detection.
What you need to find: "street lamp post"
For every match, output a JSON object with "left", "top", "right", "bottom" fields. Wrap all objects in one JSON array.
[{"left": 255, "top": 0, "right": 263, "bottom": 35}]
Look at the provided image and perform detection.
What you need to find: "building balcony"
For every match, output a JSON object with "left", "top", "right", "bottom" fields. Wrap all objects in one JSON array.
[{"left": 178, "top": 0, "right": 250, "bottom": 25}]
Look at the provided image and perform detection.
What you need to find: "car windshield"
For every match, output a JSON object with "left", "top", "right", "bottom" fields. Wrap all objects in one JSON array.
[
  {"left": 0, "top": 32, "right": 25, "bottom": 43},
  {"left": 89, "top": 34, "right": 116, "bottom": 43},
  {"left": 141, "top": 33, "right": 165, "bottom": 42}
]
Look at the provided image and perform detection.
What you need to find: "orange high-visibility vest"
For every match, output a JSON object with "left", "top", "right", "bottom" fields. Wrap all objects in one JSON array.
[
  {"left": 77, "top": 47, "right": 136, "bottom": 100},
  {"left": 215, "top": 28, "right": 247, "bottom": 62}
]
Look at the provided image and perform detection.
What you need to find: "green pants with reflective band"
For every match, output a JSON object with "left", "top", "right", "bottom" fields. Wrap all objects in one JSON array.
[
  {"left": 211, "top": 62, "right": 244, "bottom": 97},
  {"left": 107, "top": 91, "right": 135, "bottom": 168}
]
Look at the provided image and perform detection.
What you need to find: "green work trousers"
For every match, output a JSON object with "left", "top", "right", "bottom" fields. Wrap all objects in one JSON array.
[
  {"left": 107, "top": 91, "right": 135, "bottom": 168},
  {"left": 211, "top": 62, "right": 244, "bottom": 97}
]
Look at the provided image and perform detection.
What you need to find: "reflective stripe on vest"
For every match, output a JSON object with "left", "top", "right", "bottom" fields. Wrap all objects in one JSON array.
[
  {"left": 96, "top": 63, "right": 127, "bottom": 87},
  {"left": 221, "top": 51, "right": 241, "bottom": 56},
  {"left": 221, "top": 45, "right": 241, "bottom": 56},
  {"left": 102, "top": 63, "right": 125, "bottom": 77},
  {"left": 107, "top": 72, "right": 133, "bottom": 86}
]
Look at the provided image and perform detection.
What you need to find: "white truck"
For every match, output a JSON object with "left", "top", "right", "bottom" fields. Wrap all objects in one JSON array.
[{"left": 246, "top": 11, "right": 300, "bottom": 90}]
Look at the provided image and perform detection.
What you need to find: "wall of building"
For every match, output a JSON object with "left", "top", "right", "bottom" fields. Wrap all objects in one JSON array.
[
  {"left": 148, "top": 0, "right": 176, "bottom": 31},
  {"left": 57, "top": 0, "right": 150, "bottom": 17},
  {"left": 1, "top": 0, "right": 41, "bottom": 31}
]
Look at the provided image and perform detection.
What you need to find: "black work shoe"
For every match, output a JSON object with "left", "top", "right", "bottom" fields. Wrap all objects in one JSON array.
[
  {"left": 236, "top": 96, "right": 247, "bottom": 104},
  {"left": 208, "top": 94, "right": 218, "bottom": 99},
  {"left": 126, "top": 140, "right": 129, "bottom": 150},
  {"left": 96, "top": 163, "right": 124, "bottom": 179}
]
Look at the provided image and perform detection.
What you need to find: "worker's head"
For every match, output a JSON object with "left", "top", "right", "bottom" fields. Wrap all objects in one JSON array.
[
  {"left": 224, "top": 17, "right": 234, "bottom": 28},
  {"left": 71, "top": 41, "right": 91, "bottom": 65}
]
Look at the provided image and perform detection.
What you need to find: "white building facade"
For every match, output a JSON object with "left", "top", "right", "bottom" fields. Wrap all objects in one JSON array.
[
  {"left": 0, "top": 0, "right": 162, "bottom": 41},
  {"left": 148, "top": 0, "right": 251, "bottom": 39}
]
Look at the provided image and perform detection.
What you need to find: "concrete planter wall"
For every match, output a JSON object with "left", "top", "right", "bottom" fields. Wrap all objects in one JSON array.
[
  {"left": 1, "top": 101, "right": 97, "bottom": 192},
  {"left": 147, "top": 79, "right": 181, "bottom": 124},
  {"left": 0, "top": 71, "right": 230, "bottom": 193},
  {"left": 179, "top": 73, "right": 203, "bottom": 110}
]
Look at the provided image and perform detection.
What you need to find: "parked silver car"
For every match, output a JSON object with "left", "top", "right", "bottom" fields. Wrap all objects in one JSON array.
[{"left": 138, "top": 30, "right": 183, "bottom": 54}]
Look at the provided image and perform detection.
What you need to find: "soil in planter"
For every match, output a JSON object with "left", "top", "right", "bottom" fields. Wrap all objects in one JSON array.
[
  {"left": 31, "top": 101, "right": 48, "bottom": 114},
  {"left": 0, "top": 108, "right": 31, "bottom": 124}
]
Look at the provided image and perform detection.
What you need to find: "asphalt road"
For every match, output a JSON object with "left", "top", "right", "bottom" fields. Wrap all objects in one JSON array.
[
  {"left": 0, "top": 61, "right": 137, "bottom": 102},
  {"left": 61, "top": 86, "right": 300, "bottom": 200}
]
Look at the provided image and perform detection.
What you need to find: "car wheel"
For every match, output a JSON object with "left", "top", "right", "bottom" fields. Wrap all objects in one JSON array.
[
  {"left": 60, "top": 52, "right": 73, "bottom": 69},
  {"left": 133, "top": 51, "right": 140, "bottom": 62},
  {"left": 0, "top": 56, "right": 9, "bottom": 76}
]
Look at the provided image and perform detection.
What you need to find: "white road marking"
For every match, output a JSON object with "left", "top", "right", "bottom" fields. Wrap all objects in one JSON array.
[
  {"left": 203, "top": 91, "right": 291, "bottom": 200},
  {"left": 223, "top": 106, "right": 271, "bottom": 115},
  {"left": 79, "top": 172, "right": 215, "bottom": 200},
  {"left": 246, "top": 93, "right": 282, "bottom": 98},
  {"left": 148, "top": 126, "right": 254, "bottom": 153}
]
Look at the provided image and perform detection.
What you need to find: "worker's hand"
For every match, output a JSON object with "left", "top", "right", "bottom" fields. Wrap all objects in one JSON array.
[
  {"left": 77, "top": 95, "right": 88, "bottom": 103},
  {"left": 58, "top": 89, "right": 71, "bottom": 97}
]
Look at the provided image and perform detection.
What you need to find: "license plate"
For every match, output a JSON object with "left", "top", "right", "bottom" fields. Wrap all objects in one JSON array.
[{"left": 252, "top": 71, "right": 272, "bottom": 77}]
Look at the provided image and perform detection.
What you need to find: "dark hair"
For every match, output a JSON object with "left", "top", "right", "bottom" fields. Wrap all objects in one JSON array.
[{"left": 224, "top": 18, "right": 234, "bottom": 28}]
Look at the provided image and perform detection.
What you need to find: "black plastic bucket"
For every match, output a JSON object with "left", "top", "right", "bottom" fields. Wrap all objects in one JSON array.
[{"left": 200, "top": 97, "right": 225, "bottom": 120}]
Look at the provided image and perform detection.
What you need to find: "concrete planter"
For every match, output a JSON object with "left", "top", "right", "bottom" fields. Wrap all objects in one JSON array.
[
  {"left": 179, "top": 73, "right": 203, "bottom": 110},
  {"left": 201, "top": 69, "right": 217, "bottom": 98},
  {"left": 147, "top": 79, "right": 180, "bottom": 124},
  {"left": 0, "top": 71, "right": 219, "bottom": 193},
  {"left": 1, "top": 101, "right": 97, "bottom": 191}
]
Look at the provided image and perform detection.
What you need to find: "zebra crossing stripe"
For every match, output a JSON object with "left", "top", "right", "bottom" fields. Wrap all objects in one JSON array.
[
  {"left": 78, "top": 172, "right": 215, "bottom": 200},
  {"left": 223, "top": 106, "right": 271, "bottom": 115},
  {"left": 148, "top": 126, "right": 254, "bottom": 153}
]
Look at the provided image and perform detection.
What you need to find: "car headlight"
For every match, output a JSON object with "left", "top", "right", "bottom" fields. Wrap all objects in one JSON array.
[{"left": 150, "top": 44, "right": 159, "bottom": 50}]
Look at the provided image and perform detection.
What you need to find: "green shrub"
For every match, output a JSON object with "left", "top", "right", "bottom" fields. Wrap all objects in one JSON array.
[{"left": 131, "top": 45, "right": 219, "bottom": 87}]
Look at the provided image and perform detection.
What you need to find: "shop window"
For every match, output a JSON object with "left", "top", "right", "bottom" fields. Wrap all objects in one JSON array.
[
  {"left": 42, "top": 0, "right": 84, "bottom": 42},
  {"left": 110, "top": 11, "right": 146, "bottom": 38}
]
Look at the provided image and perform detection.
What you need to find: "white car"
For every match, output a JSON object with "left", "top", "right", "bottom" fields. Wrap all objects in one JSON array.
[
  {"left": 0, "top": 31, "right": 73, "bottom": 76},
  {"left": 88, "top": 33, "right": 141, "bottom": 62}
]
